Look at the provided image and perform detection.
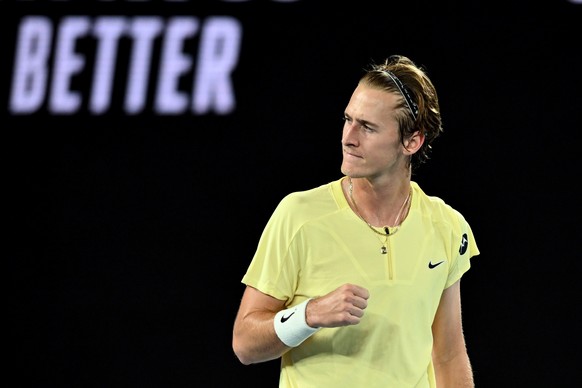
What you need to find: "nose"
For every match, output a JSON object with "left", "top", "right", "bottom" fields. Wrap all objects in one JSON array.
[{"left": 342, "top": 120, "right": 359, "bottom": 147}]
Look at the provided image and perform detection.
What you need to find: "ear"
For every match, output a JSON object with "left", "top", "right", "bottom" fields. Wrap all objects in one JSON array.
[{"left": 403, "top": 130, "right": 425, "bottom": 156}]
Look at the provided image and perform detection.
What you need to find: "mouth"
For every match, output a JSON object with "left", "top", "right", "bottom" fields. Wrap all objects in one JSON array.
[{"left": 343, "top": 149, "right": 362, "bottom": 159}]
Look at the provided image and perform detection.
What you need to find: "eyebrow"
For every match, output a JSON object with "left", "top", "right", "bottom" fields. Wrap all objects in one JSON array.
[{"left": 346, "top": 113, "right": 378, "bottom": 130}]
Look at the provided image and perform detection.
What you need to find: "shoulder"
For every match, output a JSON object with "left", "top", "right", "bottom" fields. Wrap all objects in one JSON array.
[
  {"left": 279, "top": 180, "right": 337, "bottom": 211},
  {"left": 412, "top": 181, "right": 479, "bottom": 258},
  {"left": 274, "top": 178, "right": 343, "bottom": 222},
  {"left": 411, "top": 181, "right": 469, "bottom": 228}
]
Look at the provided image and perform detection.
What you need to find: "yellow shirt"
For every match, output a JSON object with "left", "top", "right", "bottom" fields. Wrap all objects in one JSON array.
[{"left": 242, "top": 177, "right": 479, "bottom": 387}]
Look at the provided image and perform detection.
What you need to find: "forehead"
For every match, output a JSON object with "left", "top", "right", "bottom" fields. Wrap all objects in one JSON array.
[{"left": 346, "top": 83, "right": 400, "bottom": 120}]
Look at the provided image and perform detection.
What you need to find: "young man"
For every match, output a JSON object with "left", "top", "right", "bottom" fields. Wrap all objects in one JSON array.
[{"left": 232, "top": 55, "right": 479, "bottom": 387}]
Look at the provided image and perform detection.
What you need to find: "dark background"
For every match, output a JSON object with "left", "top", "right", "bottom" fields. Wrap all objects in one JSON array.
[{"left": 5, "top": 0, "right": 581, "bottom": 386}]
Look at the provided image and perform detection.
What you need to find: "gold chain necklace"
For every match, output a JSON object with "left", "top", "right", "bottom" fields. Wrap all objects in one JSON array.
[{"left": 348, "top": 177, "right": 411, "bottom": 254}]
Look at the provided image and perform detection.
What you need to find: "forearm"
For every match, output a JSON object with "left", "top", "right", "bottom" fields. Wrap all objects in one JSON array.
[
  {"left": 433, "top": 352, "right": 474, "bottom": 388},
  {"left": 232, "top": 284, "right": 367, "bottom": 365}
]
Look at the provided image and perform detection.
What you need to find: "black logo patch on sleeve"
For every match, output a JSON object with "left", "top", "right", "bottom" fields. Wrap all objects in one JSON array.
[{"left": 459, "top": 233, "right": 468, "bottom": 255}]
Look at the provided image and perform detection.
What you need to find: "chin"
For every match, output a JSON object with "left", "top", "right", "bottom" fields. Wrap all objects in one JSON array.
[{"left": 341, "top": 162, "right": 360, "bottom": 176}]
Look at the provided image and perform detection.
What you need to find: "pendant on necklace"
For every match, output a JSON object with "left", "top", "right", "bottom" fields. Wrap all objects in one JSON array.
[{"left": 381, "top": 246, "right": 387, "bottom": 254}]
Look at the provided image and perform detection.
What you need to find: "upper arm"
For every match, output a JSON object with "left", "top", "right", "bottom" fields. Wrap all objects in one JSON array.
[
  {"left": 432, "top": 280, "right": 467, "bottom": 360},
  {"left": 235, "top": 285, "right": 286, "bottom": 323},
  {"left": 431, "top": 280, "right": 475, "bottom": 386}
]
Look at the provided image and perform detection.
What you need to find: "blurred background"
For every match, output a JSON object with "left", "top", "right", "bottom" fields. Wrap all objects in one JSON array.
[{"left": 4, "top": 0, "right": 581, "bottom": 386}]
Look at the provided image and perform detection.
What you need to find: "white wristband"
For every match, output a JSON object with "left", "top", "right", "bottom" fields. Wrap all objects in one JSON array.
[{"left": 274, "top": 298, "right": 320, "bottom": 347}]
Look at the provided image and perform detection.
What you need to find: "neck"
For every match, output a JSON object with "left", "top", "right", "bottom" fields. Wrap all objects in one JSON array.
[{"left": 347, "top": 176, "right": 412, "bottom": 228}]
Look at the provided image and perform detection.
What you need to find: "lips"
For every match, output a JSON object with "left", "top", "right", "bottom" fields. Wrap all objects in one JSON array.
[{"left": 343, "top": 150, "right": 362, "bottom": 159}]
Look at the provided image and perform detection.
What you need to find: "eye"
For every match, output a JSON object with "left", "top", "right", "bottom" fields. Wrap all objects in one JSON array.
[{"left": 363, "top": 123, "right": 375, "bottom": 132}]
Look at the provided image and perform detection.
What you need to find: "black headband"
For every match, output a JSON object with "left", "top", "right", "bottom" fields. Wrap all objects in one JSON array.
[{"left": 383, "top": 70, "right": 419, "bottom": 121}]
